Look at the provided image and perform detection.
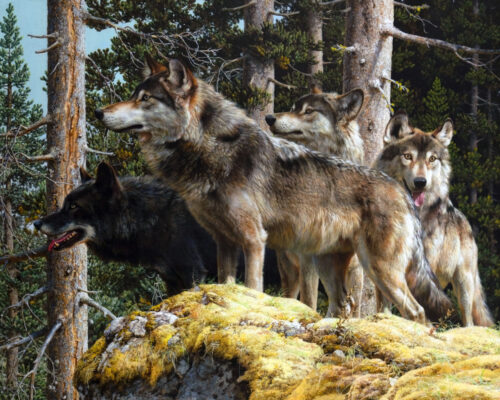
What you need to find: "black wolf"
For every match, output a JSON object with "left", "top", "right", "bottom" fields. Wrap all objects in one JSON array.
[
  {"left": 95, "top": 56, "right": 452, "bottom": 323},
  {"left": 34, "top": 162, "right": 217, "bottom": 295}
]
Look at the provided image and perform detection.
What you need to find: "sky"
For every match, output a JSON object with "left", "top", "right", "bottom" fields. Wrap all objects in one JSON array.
[{"left": 1, "top": 0, "right": 117, "bottom": 111}]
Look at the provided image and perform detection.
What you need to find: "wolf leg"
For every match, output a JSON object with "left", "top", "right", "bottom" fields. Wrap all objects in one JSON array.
[
  {"left": 345, "top": 256, "right": 363, "bottom": 318},
  {"left": 452, "top": 268, "right": 474, "bottom": 326},
  {"left": 298, "top": 254, "right": 319, "bottom": 310},
  {"left": 317, "top": 252, "right": 354, "bottom": 317},
  {"left": 242, "top": 239, "right": 266, "bottom": 292},
  {"left": 215, "top": 236, "right": 240, "bottom": 284},
  {"left": 375, "top": 287, "right": 393, "bottom": 314},
  {"left": 277, "top": 251, "right": 300, "bottom": 298}
]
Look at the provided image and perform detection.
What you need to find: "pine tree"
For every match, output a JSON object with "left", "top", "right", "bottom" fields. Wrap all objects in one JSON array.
[
  {"left": 0, "top": 2, "right": 45, "bottom": 393},
  {"left": 420, "top": 77, "right": 449, "bottom": 130}
]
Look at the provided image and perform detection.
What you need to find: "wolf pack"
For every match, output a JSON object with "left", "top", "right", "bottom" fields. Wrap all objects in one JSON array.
[{"left": 35, "top": 56, "right": 493, "bottom": 327}]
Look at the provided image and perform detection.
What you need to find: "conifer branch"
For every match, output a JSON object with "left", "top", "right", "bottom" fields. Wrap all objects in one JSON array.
[
  {"left": 28, "top": 320, "right": 63, "bottom": 400},
  {"left": 0, "top": 115, "right": 50, "bottom": 138},
  {"left": 0, "top": 328, "right": 48, "bottom": 352},
  {"left": 268, "top": 77, "right": 297, "bottom": 90},
  {"left": 0, "top": 245, "right": 48, "bottom": 265},
  {"left": 222, "top": 1, "right": 257, "bottom": 12},
  {"left": 77, "top": 294, "right": 117, "bottom": 320},
  {"left": 384, "top": 26, "right": 500, "bottom": 55},
  {"left": 35, "top": 40, "right": 61, "bottom": 54}
]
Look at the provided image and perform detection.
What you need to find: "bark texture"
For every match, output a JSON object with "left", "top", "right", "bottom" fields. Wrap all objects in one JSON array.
[
  {"left": 343, "top": 0, "right": 394, "bottom": 316},
  {"left": 46, "top": 1, "right": 87, "bottom": 399},
  {"left": 306, "top": 5, "right": 323, "bottom": 91},
  {"left": 243, "top": 0, "right": 275, "bottom": 130}
]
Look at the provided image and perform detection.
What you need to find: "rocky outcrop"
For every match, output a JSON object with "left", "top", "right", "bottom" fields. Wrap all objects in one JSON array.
[{"left": 76, "top": 284, "right": 500, "bottom": 400}]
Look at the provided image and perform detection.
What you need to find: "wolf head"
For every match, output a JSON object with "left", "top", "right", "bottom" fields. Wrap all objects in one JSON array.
[
  {"left": 264, "top": 89, "right": 364, "bottom": 160},
  {"left": 34, "top": 162, "right": 123, "bottom": 251},
  {"left": 95, "top": 55, "right": 198, "bottom": 144},
  {"left": 377, "top": 111, "right": 453, "bottom": 208}
]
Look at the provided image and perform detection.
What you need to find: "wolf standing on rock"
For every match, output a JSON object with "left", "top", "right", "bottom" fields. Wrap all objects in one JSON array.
[
  {"left": 95, "top": 56, "right": 451, "bottom": 323},
  {"left": 376, "top": 112, "right": 493, "bottom": 326}
]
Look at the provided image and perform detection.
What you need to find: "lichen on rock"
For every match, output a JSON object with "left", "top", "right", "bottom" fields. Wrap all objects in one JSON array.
[{"left": 76, "top": 284, "right": 500, "bottom": 400}]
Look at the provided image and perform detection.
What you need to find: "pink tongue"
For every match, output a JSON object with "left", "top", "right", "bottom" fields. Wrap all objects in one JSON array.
[
  {"left": 412, "top": 192, "right": 425, "bottom": 207},
  {"left": 48, "top": 232, "right": 73, "bottom": 252}
]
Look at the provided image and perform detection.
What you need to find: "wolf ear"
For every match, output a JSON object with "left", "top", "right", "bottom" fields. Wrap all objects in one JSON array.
[
  {"left": 79, "top": 167, "right": 93, "bottom": 183},
  {"left": 384, "top": 111, "right": 412, "bottom": 144},
  {"left": 165, "top": 59, "right": 196, "bottom": 97},
  {"left": 432, "top": 118, "right": 454, "bottom": 147},
  {"left": 95, "top": 162, "right": 122, "bottom": 195},
  {"left": 332, "top": 89, "right": 364, "bottom": 121},
  {"left": 311, "top": 85, "right": 322, "bottom": 94},
  {"left": 143, "top": 53, "right": 168, "bottom": 78}
]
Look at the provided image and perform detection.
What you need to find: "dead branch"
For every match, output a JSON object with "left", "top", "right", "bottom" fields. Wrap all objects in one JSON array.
[
  {"left": 269, "top": 11, "right": 300, "bottom": 17},
  {"left": 384, "top": 26, "right": 500, "bottom": 55},
  {"left": 0, "top": 245, "right": 48, "bottom": 265},
  {"left": 78, "top": 295, "right": 117, "bottom": 320},
  {"left": 5, "top": 285, "right": 50, "bottom": 312},
  {"left": 0, "top": 115, "right": 50, "bottom": 138},
  {"left": 268, "top": 77, "right": 297, "bottom": 90},
  {"left": 394, "top": 2, "right": 429, "bottom": 11},
  {"left": 20, "top": 153, "right": 56, "bottom": 163},
  {"left": 319, "top": 0, "right": 345, "bottom": 6},
  {"left": 222, "top": 1, "right": 256, "bottom": 12},
  {"left": 28, "top": 32, "right": 58, "bottom": 40},
  {"left": 84, "top": 146, "right": 115, "bottom": 156},
  {"left": 28, "top": 320, "right": 63, "bottom": 400},
  {"left": 35, "top": 40, "right": 61, "bottom": 54},
  {"left": 0, "top": 327, "right": 48, "bottom": 352}
]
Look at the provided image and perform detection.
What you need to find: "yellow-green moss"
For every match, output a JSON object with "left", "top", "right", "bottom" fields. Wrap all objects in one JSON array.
[{"left": 75, "top": 337, "right": 107, "bottom": 385}]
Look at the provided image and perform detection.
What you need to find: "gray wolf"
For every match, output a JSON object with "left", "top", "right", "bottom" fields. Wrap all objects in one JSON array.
[
  {"left": 375, "top": 111, "right": 493, "bottom": 326},
  {"left": 95, "top": 56, "right": 452, "bottom": 323},
  {"left": 265, "top": 89, "right": 365, "bottom": 316},
  {"left": 34, "top": 162, "right": 217, "bottom": 295}
]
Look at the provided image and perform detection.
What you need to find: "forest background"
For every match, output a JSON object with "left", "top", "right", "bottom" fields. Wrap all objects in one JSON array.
[{"left": 0, "top": 0, "right": 498, "bottom": 398}]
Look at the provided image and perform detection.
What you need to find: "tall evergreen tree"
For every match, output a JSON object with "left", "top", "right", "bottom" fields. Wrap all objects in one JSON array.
[{"left": 0, "top": 2, "right": 45, "bottom": 394}]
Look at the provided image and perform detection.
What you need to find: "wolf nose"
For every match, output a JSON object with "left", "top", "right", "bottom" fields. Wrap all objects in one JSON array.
[
  {"left": 94, "top": 109, "right": 104, "bottom": 120},
  {"left": 33, "top": 220, "right": 42, "bottom": 231},
  {"left": 413, "top": 177, "right": 427, "bottom": 190},
  {"left": 265, "top": 114, "right": 276, "bottom": 127}
]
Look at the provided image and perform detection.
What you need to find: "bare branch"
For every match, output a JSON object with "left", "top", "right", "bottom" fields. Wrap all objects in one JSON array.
[
  {"left": 20, "top": 153, "right": 56, "bottom": 163},
  {"left": 5, "top": 285, "right": 50, "bottom": 312},
  {"left": 0, "top": 328, "right": 48, "bottom": 352},
  {"left": 0, "top": 245, "right": 48, "bottom": 265},
  {"left": 28, "top": 32, "right": 58, "bottom": 39},
  {"left": 269, "top": 11, "right": 300, "bottom": 17},
  {"left": 84, "top": 146, "right": 115, "bottom": 156},
  {"left": 319, "top": 0, "right": 345, "bottom": 6},
  {"left": 78, "top": 295, "right": 117, "bottom": 320},
  {"left": 0, "top": 115, "right": 50, "bottom": 138},
  {"left": 35, "top": 40, "right": 61, "bottom": 54},
  {"left": 268, "top": 77, "right": 297, "bottom": 90},
  {"left": 28, "top": 320, "right": 63, "bottom": 400},
  {"left": 394, "top": 2, "right": 429, "bottom": 11},
  {"left": 222, "top": 1, "right": 256, "bottom": 12},
  {"left": 384, "top": 26, "right": 500, "bottom": 55}
]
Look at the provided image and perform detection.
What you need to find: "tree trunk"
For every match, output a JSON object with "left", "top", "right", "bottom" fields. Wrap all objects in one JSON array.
[
  {"left": 469, "top": 0, "right": 479, "bottom": 207},
  {"left": 243, "top": 0, "right": 275, "bottom": 130},
  {"left": 343, "top": 0, "right": 394, "bottom": 316},
  {"left": 46, "top": 1, "right": 87, "bottom": 399},
  {"left": 5, "top": 72, "right": 19, "bottom": 389},
  {"left": 306, "top": 5, "right": 323, "bottom": 91}
]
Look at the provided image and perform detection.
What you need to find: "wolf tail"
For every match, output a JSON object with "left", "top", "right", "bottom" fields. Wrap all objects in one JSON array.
[
  {"left": 472, "top": 269, "right": 494, "bottom": 327},
  {"left": 406, "top": 238, "right": 453, "bottom": 322}
]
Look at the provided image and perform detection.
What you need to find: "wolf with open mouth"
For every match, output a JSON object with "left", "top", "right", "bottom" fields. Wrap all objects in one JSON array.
[{"left": 375, "top": 111, "right": 493, "bottom": 326}]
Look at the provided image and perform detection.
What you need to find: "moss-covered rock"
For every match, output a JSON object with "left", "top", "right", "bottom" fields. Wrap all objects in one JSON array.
[{"left": 76, "top": 284, "right": 500, "bottom": 400}]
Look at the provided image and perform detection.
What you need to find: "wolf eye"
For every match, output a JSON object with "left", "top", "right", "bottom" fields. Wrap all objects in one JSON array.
[
  {"left": 69, "top": 203, "right": 78, "bottom": 210},
  {"left": 141, "top": 94, "right": 150, "bottom": 101},
  {"left": 305, "top": 109, "right": 314, "bottom": 114},
  {"left": 429, "top": 155, "right": 437, "bottom": 162},
  {"left": 403, "top": 153, "right": 412, "bottom": 160}
]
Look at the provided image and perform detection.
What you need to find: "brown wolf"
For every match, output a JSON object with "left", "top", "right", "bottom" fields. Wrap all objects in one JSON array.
[
  {"left": 266, "top": 90, "right": 365, "bottom": 316},
  {"left": 375, "top": 111, "right": 493, "bottom": 326},
  {"left": 95, "top": 56, "right": 451, "bottom": 323}
]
